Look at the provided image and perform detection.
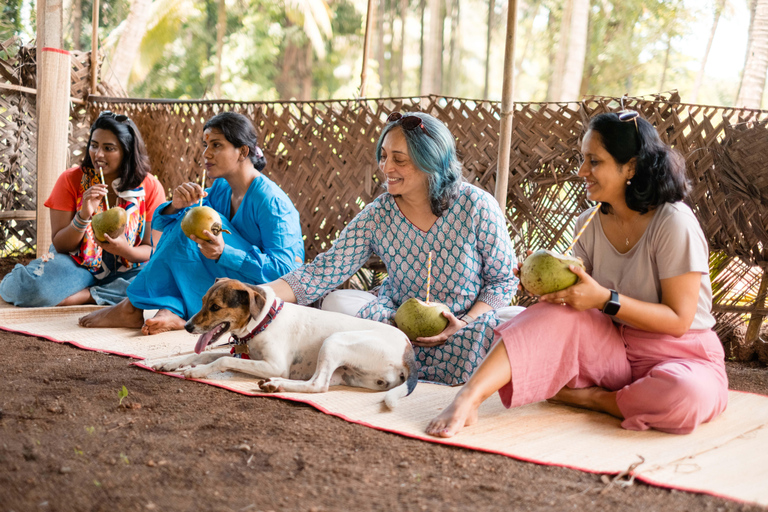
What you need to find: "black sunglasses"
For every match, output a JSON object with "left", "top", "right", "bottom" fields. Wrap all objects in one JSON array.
[
  {"left": 617, "top": 96, "right": 639, "bottom": 132},
  {"left": 386, "top": 112, "right": 429, "bottom": 136},
  {"left": 99, "top": 110, "right": 129, "bottom": 122}
]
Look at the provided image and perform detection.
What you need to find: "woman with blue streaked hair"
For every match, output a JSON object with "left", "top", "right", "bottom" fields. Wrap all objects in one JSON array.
[{"left": 266, "top": 112, "right": 521, "bottom": 385}]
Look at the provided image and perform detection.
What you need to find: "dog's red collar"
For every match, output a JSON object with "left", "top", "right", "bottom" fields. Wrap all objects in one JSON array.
[{"left": 231, "top": 298, "right": 284, "bottom": 345}]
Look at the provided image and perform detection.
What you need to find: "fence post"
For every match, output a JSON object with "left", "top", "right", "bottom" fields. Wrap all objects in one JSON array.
[
  {"left": 36, "top": 0, "right": 70, "bottom": 257},
  {"left": 745, "top": 264, "right": 768, "bottom": 345}
]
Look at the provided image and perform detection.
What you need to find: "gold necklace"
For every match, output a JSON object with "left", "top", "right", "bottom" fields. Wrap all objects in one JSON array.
[{"left": 613, "top": 216, "right": 632, "bottom": 247}]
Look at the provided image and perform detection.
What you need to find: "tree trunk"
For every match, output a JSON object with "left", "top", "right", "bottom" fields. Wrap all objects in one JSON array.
[
  {"left": 483, "top": 0, "right": 495, "bottom": 99},
  {"left": 514, "top": 0, "right": 541, "bottom": 92},
  {"left": 559, "top": 0, "right": 588, "bottom": 101},
  {"left": 691, "top": 0, "right": 725, "bottom": 103},
  {"left": 276, "top": 39, "right": 300, "bottom": 100},
  {"left": 737, "top": 0, "right": 768, "bottom": 108},
  {"left": 419, "top": 0, "right": 425, "bottom": 94},
  {"left": 397, "top": 0, "right": 407, "bottom": 95},
  {"left": 376, "top": 0, "right": 387, "bottom": 95},
  {"left": 659, "top": 33, "right": 672, "bottom": 93},
  {"left": 420, "top": 0, "right": 442, "bottom": 94},
  {"left": 213, "top": 0, "right": 226, "bottom": 98},
  {"left": 300, "top": 42, "right": 313, "bottom": 100},
  {"left": 71, "top": 0, "right": 83, "bottom": 50},
  {"left": 103, "top": 0, "right": 153, "bottom": 92},
  {"left": 546, "top": 0, "right": 572, "bottom": 101},
  {"left": 446, "top": 0, "right": 460, "bottom": 95}
]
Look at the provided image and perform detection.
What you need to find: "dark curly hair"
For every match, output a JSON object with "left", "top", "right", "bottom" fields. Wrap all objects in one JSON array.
[
  {"left": 587, "top": 112, "right": 690, "bottom": 215},
  {"left": 203, "top": 112, "right": 267, "bottom": 171},
  {"left": 81, "top": 114, "right": 151, "bottom": 192}
]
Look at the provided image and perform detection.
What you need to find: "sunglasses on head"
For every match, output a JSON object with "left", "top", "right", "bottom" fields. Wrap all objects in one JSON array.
[
  {"left": 617, "top": 96, "right": 639, "bottom": 132},
  {"left": 386, "top": 112, "right": 429, "bottom": 136},
  {"left": 99, "top": 110, "right": 129, "bottom": 122}
]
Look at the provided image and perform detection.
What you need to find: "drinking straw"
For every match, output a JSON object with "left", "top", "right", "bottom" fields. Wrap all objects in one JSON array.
[
  {"left": 425, "top": 251, "right": 433, "bottom": 304},
  {"left": 566, "top": 202, "right": 601, "bottom": 254},
  {"left": 199, "top": 167, "right": 206, "bottom": 207},
  {"left": 98, "top": 167, "right": 109, "bottom": 209}
]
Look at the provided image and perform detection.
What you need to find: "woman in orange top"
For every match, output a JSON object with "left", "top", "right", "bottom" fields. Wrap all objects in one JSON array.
[{"left": 0, "top": 111, "right": 165, "bottom": 307}]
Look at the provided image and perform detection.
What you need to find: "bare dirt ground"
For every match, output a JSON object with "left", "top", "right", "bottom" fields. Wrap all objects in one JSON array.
[{"left": 1, "top": 256, "right": 767, "bottom": 512}]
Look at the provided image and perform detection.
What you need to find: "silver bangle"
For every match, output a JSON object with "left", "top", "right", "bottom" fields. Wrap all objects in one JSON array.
[{"left": 461, "top": 314, "right": 476, "bottom": 324}]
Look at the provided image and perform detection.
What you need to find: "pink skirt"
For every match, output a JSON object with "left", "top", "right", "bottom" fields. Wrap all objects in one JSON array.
[{"left": 494, "top": 302, "right": 728, "bottom": 434}]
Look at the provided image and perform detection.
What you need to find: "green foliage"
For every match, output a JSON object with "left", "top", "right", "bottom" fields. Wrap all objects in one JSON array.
[{"left": 0, "top": 0, "right": 23, "bottom": 40}]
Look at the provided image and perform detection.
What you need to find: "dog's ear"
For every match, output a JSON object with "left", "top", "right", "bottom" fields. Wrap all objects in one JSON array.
[{"left": 248, "top": 286, "right": 267, "bottom": 319}]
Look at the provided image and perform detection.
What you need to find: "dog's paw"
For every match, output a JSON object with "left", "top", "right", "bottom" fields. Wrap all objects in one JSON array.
[
  {"left": 182, "top": 366, "right": 210, "bottom": 379},
  {"left": 258, "top": 379, "right": 283, "bottom": 393},
  {"left": 151, "top": 361, "right": 183, "bottom": 372}
]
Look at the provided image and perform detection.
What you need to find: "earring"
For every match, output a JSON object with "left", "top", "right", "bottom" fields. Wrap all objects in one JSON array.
[{"left": 626, "top": 179, "right": 631, "bottom": 185}]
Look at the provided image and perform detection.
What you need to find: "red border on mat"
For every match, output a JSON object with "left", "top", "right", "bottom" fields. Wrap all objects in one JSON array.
[
  {"left": 41, "top": 47, "right": 71, "bottom": 55},
  {"left": 0, "top": 324, "right": 762, "bottom": 507}
]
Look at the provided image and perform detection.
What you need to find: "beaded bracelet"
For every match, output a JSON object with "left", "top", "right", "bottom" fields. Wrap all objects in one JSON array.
[{"left": 71, "top": 211, "right": 91, "bottom": 232}]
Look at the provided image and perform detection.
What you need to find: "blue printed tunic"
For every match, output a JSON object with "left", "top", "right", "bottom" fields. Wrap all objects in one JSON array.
[
  {"left": 283, "top": 182, "right": 518, "bottom": 384},
  {"left": 127, "top": 175, "right": 304, "bottom": 319}
]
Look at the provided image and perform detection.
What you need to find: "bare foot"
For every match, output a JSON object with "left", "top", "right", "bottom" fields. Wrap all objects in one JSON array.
[
  {"left": 547, "top": 386, "right": 623, "bottom": 419},
  {"left": 57, "top": 288, "right": 96, "bottom": 306},
  {"left": 78, "top": 298, "right": 144, "bottom": 329},
  {"left": 425, "top": 391, "right": 481, "bottom": 438},
  {"left": 142, "top": 309, "right": 186, "bottom": 335}
]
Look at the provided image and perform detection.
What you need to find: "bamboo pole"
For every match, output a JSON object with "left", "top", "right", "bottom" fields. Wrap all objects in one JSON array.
[
  {"left": 494, "top": 0, "right": 519, "bottom": 208},
  {"left": 358, "top": 0, "right": 376, "bottom": 98},
  {"left": 91, "top": 0, "right": 100, "bottom": 94},
  {"left": 36, "top": 0, "right": 70, "bottom": 257}
]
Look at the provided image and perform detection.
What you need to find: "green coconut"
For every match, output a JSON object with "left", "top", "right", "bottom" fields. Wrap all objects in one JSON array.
[
  {"left": 91, "top": 207, "right": 127, "bottom": 242},
  {"left": 181, "top": 206, "right": 231, "bottom": 241},
  {"left": 394, "top": 298, "right": 451, "bottom": 341},
  {"left": 519, "top": 249, "right": 585, "bottom": 296}
]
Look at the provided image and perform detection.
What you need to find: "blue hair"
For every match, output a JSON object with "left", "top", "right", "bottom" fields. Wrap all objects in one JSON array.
[{"left": 375, "top": 112, "right": 462, "bottom": 216}]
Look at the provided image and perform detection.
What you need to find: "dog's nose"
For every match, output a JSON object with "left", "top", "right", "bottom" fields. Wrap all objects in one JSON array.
[{"left": 184, "top": 322, "right": 194, "bottom": 333}]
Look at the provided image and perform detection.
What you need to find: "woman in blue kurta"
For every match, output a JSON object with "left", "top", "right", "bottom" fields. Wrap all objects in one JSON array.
[
  {"left": 267, "top": 112, "right": 520, "bottom": 385},
  {"left": 79, "top": 112, "right": 304, "bottom": 335}
]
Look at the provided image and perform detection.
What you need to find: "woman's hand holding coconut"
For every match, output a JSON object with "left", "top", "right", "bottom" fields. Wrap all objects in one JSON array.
[{"left": 538, "top": 264, "right": 611, "bottom": 312}]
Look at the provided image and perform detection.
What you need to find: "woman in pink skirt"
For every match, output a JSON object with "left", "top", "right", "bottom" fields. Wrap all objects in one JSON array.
[{"left": 426, "top": 111, "right": 728, "bottom": 437}]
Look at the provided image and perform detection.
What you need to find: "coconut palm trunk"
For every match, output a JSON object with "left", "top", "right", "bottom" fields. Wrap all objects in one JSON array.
[
  {"left": 736, "top": 0, "right": 768, "bottom": 108},
  {"left": 559, "top": 0, "right": 588, "bottom": 101},
  {"left": 692, "top": 0, "right": 726, "bottom": 103},
  {"left": 104, "top": 0, "right": 153, "bottom": 92},
  {"left": 213, "top": 0, "right": 226, "bottom": 98}
]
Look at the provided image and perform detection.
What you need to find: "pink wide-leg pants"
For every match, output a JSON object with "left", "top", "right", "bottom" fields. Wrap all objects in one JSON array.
[{"left": 494, "top": 303, "right": 728, "bottom": 434}]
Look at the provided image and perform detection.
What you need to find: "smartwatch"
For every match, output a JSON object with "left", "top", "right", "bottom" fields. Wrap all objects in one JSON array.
[{"left": 602, "top": 289, "right": 621, "bottom": 316}]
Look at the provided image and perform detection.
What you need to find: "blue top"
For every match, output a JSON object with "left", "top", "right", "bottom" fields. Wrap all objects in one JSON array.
[{"left": 128, "top": 174, "right": 304, "bottom": 319}]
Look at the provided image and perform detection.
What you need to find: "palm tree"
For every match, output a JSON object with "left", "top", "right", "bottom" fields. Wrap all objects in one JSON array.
[
  {"left": 103, "top": 0, "right": 153, "bottom": 92},
  {"left": 691, "top": 0, "right": 727, "bottom": 103},
  {"left": 560, "top": 0, "right": 589, "bottom": 101},
  {"left": 736, "top": 0, "right": 768, "bottom": 108},
  {"left": 213, "top": 0, "right": 226, "bottom": 98}
]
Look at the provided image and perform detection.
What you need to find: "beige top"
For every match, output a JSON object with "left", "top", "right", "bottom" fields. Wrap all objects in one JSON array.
[{"left": 573, "top": 202, "right": 715, "bottom": 330}]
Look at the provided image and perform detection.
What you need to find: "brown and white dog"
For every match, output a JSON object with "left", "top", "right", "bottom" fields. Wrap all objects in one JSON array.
[{"left": 150, "top": 278, "right": 418, "bottom": 408}]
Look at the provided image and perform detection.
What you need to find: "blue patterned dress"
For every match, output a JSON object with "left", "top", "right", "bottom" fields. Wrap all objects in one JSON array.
[{"left": 282, "top": 182, "right": 518, "bottom": 384}]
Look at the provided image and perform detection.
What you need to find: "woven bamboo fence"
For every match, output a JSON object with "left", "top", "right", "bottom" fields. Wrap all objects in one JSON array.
[{"left": 3, "top": 43, "right": 768, "bottom": 359}]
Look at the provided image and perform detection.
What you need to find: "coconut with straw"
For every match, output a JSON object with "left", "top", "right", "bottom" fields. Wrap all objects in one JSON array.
[
  {"left": 90, "top": 166, "right": 128, "bottom": 242},
  {"left": 518, "top": 204, "right": 601, "bottom": 296},
  {"left": 394, "top": 251, "right": 451, "bottom": 341}
]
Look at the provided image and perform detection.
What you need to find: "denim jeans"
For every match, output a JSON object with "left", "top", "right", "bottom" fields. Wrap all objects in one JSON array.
[{"left": 0, "top": 245, "right": 140, "bottom": 307}]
